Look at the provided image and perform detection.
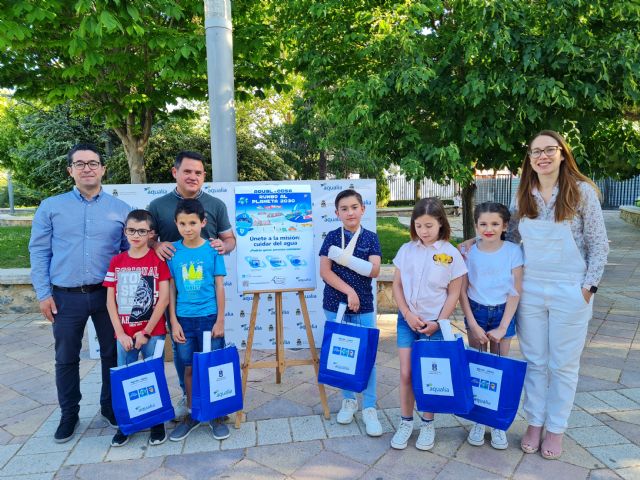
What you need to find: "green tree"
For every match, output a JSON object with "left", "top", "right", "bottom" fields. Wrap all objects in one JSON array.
[
  {"left": 281, "top": 0, "right": 640, "bottom": 238},
  {"left": 0, "top": 0, "right": 287, "bottom": 183}
]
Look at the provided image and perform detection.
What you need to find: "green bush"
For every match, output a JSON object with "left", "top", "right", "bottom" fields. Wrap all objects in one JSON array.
[
  {"left": 376, "top": 171, "right": 390, "bottom": 207},
  {"left": 386, "top": 200, "right": 415, "bottom": 207}
]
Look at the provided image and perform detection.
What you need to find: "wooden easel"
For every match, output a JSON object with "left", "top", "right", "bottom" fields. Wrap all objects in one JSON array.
[{"left": 234, "top": 287, "right": 330, "bottom": 427}]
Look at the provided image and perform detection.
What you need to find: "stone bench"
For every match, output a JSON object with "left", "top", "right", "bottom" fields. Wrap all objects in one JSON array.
[{"left": 620, "top": 205, "right": 640, "bottom": 227}]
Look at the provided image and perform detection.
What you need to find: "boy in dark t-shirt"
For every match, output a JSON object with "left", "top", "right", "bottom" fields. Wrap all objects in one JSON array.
[{"left": 319, "top": 189, "right": 382, "bottom": 437}]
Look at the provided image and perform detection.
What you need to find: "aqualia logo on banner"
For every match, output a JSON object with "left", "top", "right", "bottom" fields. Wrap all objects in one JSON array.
[
  {"left": 420, "top": 357, "right": 454, "bottom": 396},
  {"left": 208, "top": 362, "right": 236, "bottom": 402},
  {"left": 327, "top": 334, "right": 360, "bottom": 375},
  {"left": 122, "top": 372, "right": 162, "bottom": 418}
]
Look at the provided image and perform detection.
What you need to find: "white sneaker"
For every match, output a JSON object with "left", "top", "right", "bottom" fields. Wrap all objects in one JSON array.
[
  {"left": 174, "top": 395, "right": 188, "bottom": 420},
  {"left": 467, "top": 423, "right": 486, "bottom": 446},
  {"left": 490, "top": 428, "right": 508, "bottom": 450},
  {"left": 390, "top": 419, "right": 413, "bottom": 449},
  {"left": 336, "top": 399, "right": 358, "bottom": 425},
  {"left": 416, "top": 421, "right": 435, "bottom": 451},
  {"left": 361, "top": 407, "right": 383, "bottom": 437}
]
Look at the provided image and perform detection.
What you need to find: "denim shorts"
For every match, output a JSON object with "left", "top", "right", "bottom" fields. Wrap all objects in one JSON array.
[
  {"left": 396, "top": 310, "right": 444, "bottom": 348},
  {"left": 464, "top": 298, "right": 516, "bottom": 339},
  {"left": 175, "top": 314, "right": 224, "bottom": 366}
]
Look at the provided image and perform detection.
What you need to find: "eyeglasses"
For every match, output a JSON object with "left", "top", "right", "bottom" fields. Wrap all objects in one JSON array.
[
  {"left": 124, "top": 228, "right": 151, "bottom": 237},
  {"left": 528, "top": 146, "right": 562, "bottom": 159},
  {"left": 71, "top": 161, "right": 102, "bottom": 170}
]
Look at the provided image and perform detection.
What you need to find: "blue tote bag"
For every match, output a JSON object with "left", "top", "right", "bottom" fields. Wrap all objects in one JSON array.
[
  {"left": 318, "top": 306, "right": 379, "bottom": 392},
  {"left": 411, "top": 336, "right": 474, "bottom": 414},
  {"left": 191, "top": 333, "right": 243, "bottom": 422},
  {"left": 110, "top": 344, "right": 175, "bottom": 435},
  {"left": 457, "top": 348, "right": 527, "bottom": 430}
]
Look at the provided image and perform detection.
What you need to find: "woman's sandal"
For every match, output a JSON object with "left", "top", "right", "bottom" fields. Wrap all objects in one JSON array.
[
  {"left": 520, "top": 426, "right": 542, "bottom": 454},
  {"left": 540, "top": 433, "right": 563, "bottom": 460}
]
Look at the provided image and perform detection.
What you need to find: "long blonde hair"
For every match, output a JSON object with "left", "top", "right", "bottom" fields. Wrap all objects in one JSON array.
[{"left": 517, "top": 130, "right": 599, "bottom": 222}]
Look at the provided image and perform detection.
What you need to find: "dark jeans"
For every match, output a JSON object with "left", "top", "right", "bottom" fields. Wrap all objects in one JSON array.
[{"left": 52, "top": 288, "right": 117, "bottom": 418}]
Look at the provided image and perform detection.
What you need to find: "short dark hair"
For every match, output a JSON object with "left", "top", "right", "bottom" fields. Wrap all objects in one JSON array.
[
  {"left": 126, "top": 209, "right": 155, "bottom": 230},
  {"left": 67, "top": 143, "right": 102, "bottom": 166},
  {"left": 410, "top": 197, "right": 451, "bottom": 242},
  {"left": 174, "top": 151, "right": 205, "bottom": 169},
  {"left": 175, "top": 198, "right": 205, "bottom": 221},
  {"left": 334, "top": 189, "right": 363, "bottom": 209},
  {"left": 474, "top": 202, "right": 510, "bottom": 240}
]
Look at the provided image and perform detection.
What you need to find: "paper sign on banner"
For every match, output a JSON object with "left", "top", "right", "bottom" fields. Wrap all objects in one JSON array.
[
  {"left": 469, "top": 362, "right": 503, "bottom": 411},
  {"left": 122, "top": 372, "right": 163, "bottom": 418},
  {"left": 326, "top": 334, "right": 360, "bottom": 375},
  {"left": 420, "top": 357, "right": 454, "bottom": 396},
  {"left": 208, "top": 362, "right": 236, "bottom": 402}
]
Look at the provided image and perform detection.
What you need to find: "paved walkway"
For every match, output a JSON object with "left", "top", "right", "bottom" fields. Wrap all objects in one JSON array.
[{"left": 0, "top": 211, "right": 638, "bottom": 479}]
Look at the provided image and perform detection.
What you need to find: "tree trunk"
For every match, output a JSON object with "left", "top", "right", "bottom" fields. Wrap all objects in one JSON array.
[
  {"left": 414, "top": 178, "right": 422, "bottom": 201},
  {"left": 319, "top": 150, "right": 327, "bottom": 180},
  {"left": 462, "top": 183, "right": 477, "bottom": 240},
  {"left": 112, "top": 109, "right": 153, "bottom": 184}
]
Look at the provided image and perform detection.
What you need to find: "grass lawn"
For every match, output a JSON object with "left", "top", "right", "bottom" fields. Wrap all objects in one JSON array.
[
  {"left": 0, "top": 218, "right": 412, "bottom": 269},
  {"left": 376, "top": 217, "right": 410, "bottom": 264},
  {"left": 0, "top": 226, "right": 31, "bottom": 268}
]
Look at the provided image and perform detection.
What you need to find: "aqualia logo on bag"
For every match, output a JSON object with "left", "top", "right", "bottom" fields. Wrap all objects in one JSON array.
[
  {"left": 122, "top": 372, "right": 162, "bottom": 418},
  {"left": 420, "top": 357, "right": 454, "bottom": 397},
  {"left": 469, "top": 363, "right": 502, "bottom": 411},
  {"left": 208, "top": 362, "right": 236, "bottom": 403},
  {"left": 327, "top": 333, "right": 360, "bottom": 375}
]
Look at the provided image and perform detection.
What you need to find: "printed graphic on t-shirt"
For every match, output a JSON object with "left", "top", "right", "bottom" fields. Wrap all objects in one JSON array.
[
  {"left": 180, "top": 260, "right": 204, "bottom": 292},
  {"left": 116, "top": 270, "right": 156, "bottom": 323}
]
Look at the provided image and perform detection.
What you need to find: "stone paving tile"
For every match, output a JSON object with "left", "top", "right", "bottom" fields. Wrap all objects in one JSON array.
[
  {"left": 181, "top": 424, "right": 220, "bottom": 454},
  {"left": 17, "top": 434, "right": 80, "bottom": 456},
  {"left": 512, "top": 453, "right": 590, "bottom": 480},
  {"left": 1, "top": 452, "right": 67, "bottom": 476},
  {"left": 138, "top": 466, "right": 187, "bottom": 480},
  {"left": 104, "top": 432, "right": 148, "bottom": 462},
  {"left": 454, "top": 437, "right": 523, "bottom": 477},
  {"left": 245, "top": 440, "right": 322, "bottom": 475},
  {"left": 374, "top": 447, "right": 447, "bottom": 480},
  {"left": 248, "top": 397, "right": 313, "bottom": 421},
  {"left": 591, "top": 391, "right": 640, "bottom": 410},
  {"left": 575, "top": 392, "right": 619, "bottom": 413},
  {"left": 435, "top": 460, "right": 507, "bottom": 480},
  {"left": 64, "top": 435, "right": 111, "bottom": 465},
  {"left": 568, "top": 410, "right": 604, "bottom": 428},
  {"left": 588, "top": 444, "right": 640, "bottom": 469},
  {"left": 143, "top": 436, "right": 184, "bottom": 458},
  {"left": 256, "top": 418, "right": 292, "bottom": 446},
  {"left": 290, "top": 415, "right": 326, "bottom": 442},
  {"left": 620, "top": 371, "right": 640, "bottom": 388},
  {"left": 567, "top": 426, "right": 629, "bottom": 448},
  {"left": 580, "top": 365, "right": 622, "bottom": 383},
  {"left": 587, "top": 468, "right": 625, "bottom": 480},
  {"left": 609, "top": 411, "right": 640, "bottom": 426},
  {"left": 0, "top": 473, "right": 54, "bottom": 480},
  {"left": 74, "top": 458, "right": 163, "bottom": 480},
  {"left": 220, "top": 420, "right": 257, "bottom": 450},
  {"left": 358, "top": 467, "right": 403, "bottom": 480},
  {"left": 430, "top": 426, "right": 467, "bottom": 459},
  {"left": 291, "top": 450, "right": 367, "bottom": 480},
  {"left": 605, "top": 420, "right": 640, "bottom": 447},
  {"left": 560, "top": 435, "right": 606, "bottom": 470},
  {"left": 218, "top": 458, "right": 286, "bottom": 480},
  {"left": 164, "top": 450, "right": 244, "bottom": 479},
  {"left": 0, "top": 444, "right": 20, "bottom": 469},
  {"left": 353, "top": 409, "right": 394, "bottom": 435},
  {"left": 322, "top": 414, "right": 362, "bottom": 438},
  {"left": 323, "top": 433, "right": 392, "bottom": 465},
  {"left": 616, "top": 466, "right": 640, "bottom": 480},
  {"left": 620, "top": 389, "right": 640, "bottom": 404}
]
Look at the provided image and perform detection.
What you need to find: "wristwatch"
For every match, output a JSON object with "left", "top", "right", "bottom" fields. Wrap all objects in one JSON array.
[{"left": 584, "top": 285, "right": 598, "bottom": 294}]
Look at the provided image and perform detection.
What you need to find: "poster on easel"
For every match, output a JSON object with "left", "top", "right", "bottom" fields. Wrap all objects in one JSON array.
[{"left": 234, "top": 184, "right": 316, "bottom": 292}]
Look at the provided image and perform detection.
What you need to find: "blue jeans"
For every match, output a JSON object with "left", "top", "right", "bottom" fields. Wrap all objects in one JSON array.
[
  {"left": 396, "top": 310, "right": 444, "bottom": 348},
  {"left": 52, "top": 288, "right": 116, "bottom": 417},
  {"left": 464, "top": 299, "right": 516, "bottom": 338},
  {"left": 175, "top": 314, "right": 224, "bottom": 367},
  {"left": 117, "top": 334, "right": 165, "bottom": 366},
  {"left": 324, "top": 309, "right": 377, "bottom": 409}
]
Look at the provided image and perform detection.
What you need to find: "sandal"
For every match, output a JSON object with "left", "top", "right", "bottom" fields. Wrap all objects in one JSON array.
[
  {"left": 520, "top": 425, "right": 542, "bottom": 454},
  {"left": 540, "top": 432, "right": 563, "bottom": 460}
]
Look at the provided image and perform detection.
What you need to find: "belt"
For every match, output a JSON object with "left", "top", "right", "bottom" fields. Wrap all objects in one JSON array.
[{"left": 52, "top": 283, "right": 105, "bottom": 293}]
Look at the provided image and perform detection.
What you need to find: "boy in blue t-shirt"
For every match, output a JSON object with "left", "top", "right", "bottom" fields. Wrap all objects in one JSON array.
[
  {"left": 319, "top": 189, "right": 382, "bottom": 437},
  {"left": 166, "top": 199, "right": 229, "bottom": 442}
]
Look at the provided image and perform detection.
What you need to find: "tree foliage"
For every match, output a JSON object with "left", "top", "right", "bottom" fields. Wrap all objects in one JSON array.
[{"left": 0, "top": 0, "right": 287, "bottom": 182}]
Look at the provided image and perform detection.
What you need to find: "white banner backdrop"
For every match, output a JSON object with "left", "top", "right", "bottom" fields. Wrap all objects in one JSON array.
[{"left": 103, "top": 180, "right": 377, "bottom": 349}]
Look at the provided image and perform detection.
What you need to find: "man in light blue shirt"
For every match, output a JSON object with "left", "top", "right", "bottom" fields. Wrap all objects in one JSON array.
[{"left": 29, "top": 144, "right": 131, "bottom": 443}]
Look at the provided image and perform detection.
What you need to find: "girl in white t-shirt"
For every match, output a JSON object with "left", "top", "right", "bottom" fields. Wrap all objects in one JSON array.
[
  {"left": 459, "top": 201, "right": 523, "bottom": 450},
  {"left": 391, "top": 198, "right": 467, "bottom": 452}
]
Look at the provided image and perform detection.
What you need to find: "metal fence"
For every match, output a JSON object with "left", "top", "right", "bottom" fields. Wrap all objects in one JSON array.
[{"left": 387, "top": 174, "right": 640, "bottom": 209}]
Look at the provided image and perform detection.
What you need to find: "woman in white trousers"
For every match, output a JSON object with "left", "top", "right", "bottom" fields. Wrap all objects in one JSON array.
[{"left": 508, "top": 130, "right": 609, "bottom": 459}]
